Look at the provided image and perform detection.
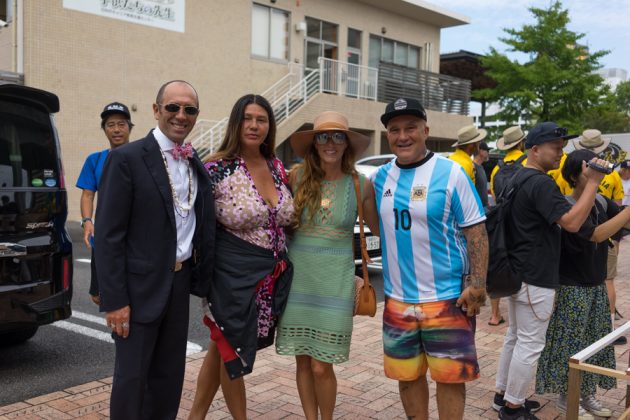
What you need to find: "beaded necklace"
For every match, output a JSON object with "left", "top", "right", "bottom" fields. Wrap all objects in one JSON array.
[{"left": 159, "top": 148, "right": 193, "bottom": 218}]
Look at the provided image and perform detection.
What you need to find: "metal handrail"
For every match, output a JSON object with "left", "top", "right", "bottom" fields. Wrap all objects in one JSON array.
[
  {"left": 261, "top": 62, "right": 303, "bottom": 104},
  {"left": 192, "top": 69, "right": 321, "bottom": 160},
  {"left": 270, "top": 69, "right": 320, "bottom": 125},
  {"left": 192, "top": 117, "right": 228, "bottom": 162},
  {"left": 566, "top": 321, "right": 630, "bottom": 420},
  {"left": 317, "top": 57, "right": 378, "bottom": 101},
  {"left": 377, "top": 62, "right": 471, "bottom": 115}
]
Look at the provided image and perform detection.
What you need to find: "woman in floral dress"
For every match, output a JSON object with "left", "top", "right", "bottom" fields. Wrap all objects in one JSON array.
[{"left": 188, "top": 94, "right": 294, "bottom": 420}]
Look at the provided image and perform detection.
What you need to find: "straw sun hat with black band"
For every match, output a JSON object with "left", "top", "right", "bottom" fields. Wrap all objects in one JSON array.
[{"left": 289, "top": 111, "right": 370, "bottom": 158}]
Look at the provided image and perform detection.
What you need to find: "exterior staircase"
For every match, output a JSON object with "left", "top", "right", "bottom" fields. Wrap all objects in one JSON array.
[{"left": 189, "top": 58, "right": 379, "bottom": 162}]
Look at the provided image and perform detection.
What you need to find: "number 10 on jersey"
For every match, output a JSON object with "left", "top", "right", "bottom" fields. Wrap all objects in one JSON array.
[{"left": 393, "top": 208, "right": 412, "bottom": 231}]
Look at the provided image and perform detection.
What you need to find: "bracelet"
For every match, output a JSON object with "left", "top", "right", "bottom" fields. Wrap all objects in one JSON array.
[{"left": 81, "top": 217, "right": 93, "bottom": 227}]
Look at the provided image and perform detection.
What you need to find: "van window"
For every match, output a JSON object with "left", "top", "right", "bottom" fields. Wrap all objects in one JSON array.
[{"left": 0, "top": 100, "right": 58, "bottom": 189}]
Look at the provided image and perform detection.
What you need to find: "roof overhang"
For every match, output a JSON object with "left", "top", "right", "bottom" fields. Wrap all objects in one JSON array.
[{"left": 355, "top": 0, "right": 469, "bottom": 29}]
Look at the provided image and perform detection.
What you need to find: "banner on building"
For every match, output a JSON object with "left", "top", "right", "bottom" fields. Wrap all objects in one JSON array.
[{"left": 63, "top": 0, "right": 185, "bottom": 33}]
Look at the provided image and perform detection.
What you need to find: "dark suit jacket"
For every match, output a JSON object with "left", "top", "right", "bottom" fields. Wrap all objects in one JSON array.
[{"left": 95, "top": 131, "right": 215, "bottom": 323}]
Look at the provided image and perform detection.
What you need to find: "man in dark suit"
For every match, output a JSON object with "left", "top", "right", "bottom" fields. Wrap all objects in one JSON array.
[{"left": 95, "top": 80, "right": 215, "bottom": 420}]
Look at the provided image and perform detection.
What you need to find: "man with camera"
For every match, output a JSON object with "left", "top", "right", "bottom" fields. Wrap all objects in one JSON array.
[{"left": 494, "top": 122, "right": 608, "bottom": 420}]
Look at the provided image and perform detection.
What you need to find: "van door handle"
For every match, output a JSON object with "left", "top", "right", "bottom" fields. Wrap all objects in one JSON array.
[{"left": 0, "top": 243, "right": 27, "bottom": 257}]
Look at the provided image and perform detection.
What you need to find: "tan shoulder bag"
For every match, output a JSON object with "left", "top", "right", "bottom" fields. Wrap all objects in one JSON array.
[{"left": 352, "top": 173, "right": 377, "bottom": 317}]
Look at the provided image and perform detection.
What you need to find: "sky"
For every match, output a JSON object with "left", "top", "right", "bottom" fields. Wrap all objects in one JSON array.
[{"left": 438, "top": 0, "right": 630, "bottom": 72}]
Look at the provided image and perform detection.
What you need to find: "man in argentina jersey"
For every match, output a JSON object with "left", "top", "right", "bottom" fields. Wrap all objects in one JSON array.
[{"left": 371, "top": 98, "right": 488, "bottom": 420}]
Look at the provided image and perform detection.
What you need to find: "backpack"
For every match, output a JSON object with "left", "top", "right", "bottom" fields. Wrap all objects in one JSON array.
[
  {"left": 493, "top": 154, "right": 527, "bottom": 199},
  {"left": 485, "top": 170, "right": 539, "bottom": 298}
]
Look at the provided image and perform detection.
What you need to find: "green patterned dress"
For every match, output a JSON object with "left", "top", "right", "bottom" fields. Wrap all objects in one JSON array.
[{"left": 275, "top": 174, "right": 362, "bottom": 364}]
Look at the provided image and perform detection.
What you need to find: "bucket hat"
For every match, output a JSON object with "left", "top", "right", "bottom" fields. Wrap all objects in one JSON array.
[
  {"left": 572, "top": 129, "right": 611, "bottom": 154},
  {"left": 497, "top": 126, "right": 526, "bottom": 151},
  {"left": 451, "top": 124, "right": 487, "bottom": 148}
]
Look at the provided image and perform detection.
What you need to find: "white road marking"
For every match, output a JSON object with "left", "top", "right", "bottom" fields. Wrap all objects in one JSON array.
[
  {"left": 53, "top": 310, "right": 203, "bottom": 355},
  {"left": 72, "top": 310, "right": 107, "bottom": 325},
  {"left": 75, "top": 258, "right": 91, "bottom": 263},
  {"left": 54, "top": 320, "right": 114, "bottom": 343}
]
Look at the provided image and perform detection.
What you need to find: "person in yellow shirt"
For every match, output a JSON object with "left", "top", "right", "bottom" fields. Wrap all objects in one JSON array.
[
  {"left": 570, "top": 130, "right": 623, "bottom": 202},
  {"left": 490, "top": 126, "right": 528, "bottom": 198},
  {"left": 449, "top": 124, "right": 487, "bottom": 184},
  {"left": 571, "top": 129, "right": 625, "bottom": 343},
  {"left": 487, "top": 126, "right": 527, "bottom": 327},
  {"left": 548, "top": 153, "right": 571, "bottom": 195}
]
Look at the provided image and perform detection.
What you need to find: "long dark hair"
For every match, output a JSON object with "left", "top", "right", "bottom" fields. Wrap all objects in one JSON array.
[
  {"left": 209, "top": 94, "right": 276, "bottom": 161},
  {"left": 562, "top": 149, "right": 596, "bottom": 188}
]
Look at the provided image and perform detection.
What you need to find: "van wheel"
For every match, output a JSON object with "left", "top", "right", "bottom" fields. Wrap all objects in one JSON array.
[{"left": 1, "top": 326, "right": 39, "bottom": 346}]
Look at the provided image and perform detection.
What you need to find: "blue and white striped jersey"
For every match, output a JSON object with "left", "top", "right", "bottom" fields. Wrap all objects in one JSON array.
[{"left": 370, "top": 152, "right": 486, "bottom": 303}]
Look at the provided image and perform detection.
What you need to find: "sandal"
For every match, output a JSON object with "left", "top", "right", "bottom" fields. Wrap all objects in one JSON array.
[{"left": 488, "top": 317, "right": 505, "bottom": 326}]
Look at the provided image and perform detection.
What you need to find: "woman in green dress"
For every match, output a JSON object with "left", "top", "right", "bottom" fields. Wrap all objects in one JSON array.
[{"left": 276, "top": 111, "right": 379, "bottom": 420}]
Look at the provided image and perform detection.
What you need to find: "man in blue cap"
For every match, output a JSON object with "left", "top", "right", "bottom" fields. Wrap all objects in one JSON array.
[
  {"left": 493, "top": 122, "right": 608, "bottom": 420},
  {"left": 76, "top": 102, "right": 134, "bottom": 304}
]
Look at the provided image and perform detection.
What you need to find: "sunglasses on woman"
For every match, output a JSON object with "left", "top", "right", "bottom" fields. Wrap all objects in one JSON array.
[
  {"left": 314, "top": 132, "right": 348, "bottom": 145},
  {"left": 159, "top": 103, "right": 200, "bottom": 116}
]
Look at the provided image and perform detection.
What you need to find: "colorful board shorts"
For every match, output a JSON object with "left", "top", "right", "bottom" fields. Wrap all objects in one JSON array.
[{"left": 383, "top": 297, "right": 479, "bottom": 383}]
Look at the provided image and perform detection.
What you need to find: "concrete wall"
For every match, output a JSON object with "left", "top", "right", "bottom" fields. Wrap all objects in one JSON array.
[
  {"left": 16, "top": 0, "right": 462, "bottom": 219},
  {"left": 0, "top": 17, "right": 12, "bottom": 71}
]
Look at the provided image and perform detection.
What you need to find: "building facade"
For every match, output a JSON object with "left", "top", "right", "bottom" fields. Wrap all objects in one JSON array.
[{"left": 0, "top": 0, "right": 472, "bottom": 219}]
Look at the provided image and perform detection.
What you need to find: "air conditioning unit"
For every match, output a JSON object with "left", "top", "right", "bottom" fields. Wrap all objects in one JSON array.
[{"left": 295, "top": 21, "right": 306, "bottom": 33}]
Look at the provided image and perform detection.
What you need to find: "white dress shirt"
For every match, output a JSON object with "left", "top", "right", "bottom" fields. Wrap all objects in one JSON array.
[{"left": 153, "top": 126, "right": 197, "bottom": 262}]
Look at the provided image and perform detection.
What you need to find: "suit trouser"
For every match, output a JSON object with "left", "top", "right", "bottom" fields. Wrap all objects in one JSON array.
[
  {"left": 109, "top": 264, "right": 191, "bottom": 420},
  {"left": 495, "top": 283, "right": 555, "bottom": 406},
  {"left": 89, "top": 247, "right": 99, "bottom": 296}
]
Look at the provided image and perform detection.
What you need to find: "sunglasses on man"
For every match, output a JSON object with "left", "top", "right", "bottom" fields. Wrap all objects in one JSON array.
[
  {"left": 540, "top": 127, "right": 568, "bottom": 139},
  {"left": 314, "top": 132, "right": 348, "bottom": 145},
  {"left": 159, "top": 103, "right": 200, "bottom": 116}
]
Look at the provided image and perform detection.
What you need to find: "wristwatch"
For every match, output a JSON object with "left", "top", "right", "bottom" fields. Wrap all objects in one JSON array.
[{"left": 81, "top": 217, "right": 93, "bottom": 228}]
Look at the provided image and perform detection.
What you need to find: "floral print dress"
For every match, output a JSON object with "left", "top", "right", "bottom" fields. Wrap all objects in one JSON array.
[{"left": 204, "top": 156, "right": 293, "bottom": 343}]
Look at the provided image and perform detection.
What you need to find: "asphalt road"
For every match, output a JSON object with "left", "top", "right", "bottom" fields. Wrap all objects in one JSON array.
[{"left": 0, "top": 222, "right": 384, "bottom": 406}]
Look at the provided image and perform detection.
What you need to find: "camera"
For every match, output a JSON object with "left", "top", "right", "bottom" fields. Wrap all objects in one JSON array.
[{"left": 586, "top": 161, "right": 615, "bottom": 174}]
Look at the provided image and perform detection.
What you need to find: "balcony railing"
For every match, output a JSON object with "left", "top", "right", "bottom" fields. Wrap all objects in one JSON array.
[
  {"left": 377, "top": 62, "right": 471, "bottom": 116},
  {"left": 190, "top": 58, "right": 472, "bottom": 160},
  {"left": 319, "top": 57, "right": 378, "bottom": 101},
  {"left": 0, "top": 71, "right": 24, "bottom": 85}
]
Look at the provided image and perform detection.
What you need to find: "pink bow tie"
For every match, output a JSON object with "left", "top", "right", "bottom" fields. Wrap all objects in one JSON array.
[{"left": 172, "top": 143, "right": 193, "bottom": 160}]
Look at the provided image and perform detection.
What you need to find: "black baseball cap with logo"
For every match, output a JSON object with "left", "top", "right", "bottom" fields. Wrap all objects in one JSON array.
[
  {"left": 380, "top": 97, "right": 427, "bottom": 127},
  {"left": 100, "top": 102, "right": 131, "bottom": 121},
  {"left": 525, "top": 121, "right": 577, "bottom": 149}
]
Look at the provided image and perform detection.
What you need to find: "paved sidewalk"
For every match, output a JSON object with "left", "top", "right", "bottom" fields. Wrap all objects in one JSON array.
[{"left": 2, "top": 246, "right": 629, "bottom": 419}]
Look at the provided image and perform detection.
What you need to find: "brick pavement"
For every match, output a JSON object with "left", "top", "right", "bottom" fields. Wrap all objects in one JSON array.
[{"left": 2, "top": 243, "right": 629, "bottom": 419}]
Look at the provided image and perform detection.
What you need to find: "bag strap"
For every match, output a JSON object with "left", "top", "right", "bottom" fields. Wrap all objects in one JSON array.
[
  {"left": 352, "top": 172, "right": 371, "bottom": 288},
  {"left": 498, "top": 168, "right": 540, "bottom": 201}
]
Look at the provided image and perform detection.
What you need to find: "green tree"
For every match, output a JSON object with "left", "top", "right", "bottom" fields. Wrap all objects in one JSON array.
[
  {"left": 582, "top": 108, "right": 630, "bottom": 133},
  {"left": 581, "top": 84, "right": 630, "bottom": 132},
  {"left": 477, "top": 1, "right": 609, "bottom": 131},
  {"left": 615, "top": 80, "right": 630, "bottom": 113}
]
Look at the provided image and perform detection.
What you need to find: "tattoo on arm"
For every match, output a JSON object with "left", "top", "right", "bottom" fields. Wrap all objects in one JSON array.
[{"left": 462, "top": 223, "right": 489, "bottom": 290}]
